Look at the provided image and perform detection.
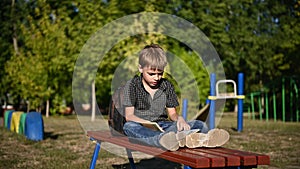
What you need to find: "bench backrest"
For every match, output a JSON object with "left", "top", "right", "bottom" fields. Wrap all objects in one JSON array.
[{"left": 108, "top": 85, "right": 126, "bottom": 136}]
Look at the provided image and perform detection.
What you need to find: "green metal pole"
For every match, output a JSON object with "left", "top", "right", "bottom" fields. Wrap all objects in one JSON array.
[
  {"left": 259, "top": 95, "right": 262, "bottom": 121},
  {"left": 273, "top": 90, "right": 277, "bottom": 122},
  {"left": 290, "top": 78, "right": 293, "bottom": 121},
  {"left": 292, "top": 78, "right": 299, "bottom": 122},
  {"left": 251, "top": 93, "right": 255, "bottom": 120},
  {"left": 265, "top": 92, "right": 269, "bottom": 122},
  {"left": 248, "top": 105, "right": 251, "bottom": 119},
  {"left": 282, "top": 78, "right": 286, "bottom": 122},
  {"left": 296, "top": 88, "right": 299, "bottom": 122}
]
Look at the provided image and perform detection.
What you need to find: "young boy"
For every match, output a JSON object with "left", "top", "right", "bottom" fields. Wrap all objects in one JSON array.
[{"left": 123, "top": 44, "right": 229, "bottom": 151}]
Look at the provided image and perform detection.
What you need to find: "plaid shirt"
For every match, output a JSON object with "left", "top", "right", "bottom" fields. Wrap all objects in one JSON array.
[{"left": 123, "top": 75, "right": 179, "bottom": 122}]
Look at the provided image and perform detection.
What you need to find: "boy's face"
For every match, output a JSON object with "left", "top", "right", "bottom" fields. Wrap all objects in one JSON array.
[{"left": 139, "top": 66, "right": 164, "bottom": 88}]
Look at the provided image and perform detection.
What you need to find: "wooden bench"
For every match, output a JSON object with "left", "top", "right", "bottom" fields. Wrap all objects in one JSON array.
[{"left": 87, "top": 131, "right": 270, "bottom": 169}]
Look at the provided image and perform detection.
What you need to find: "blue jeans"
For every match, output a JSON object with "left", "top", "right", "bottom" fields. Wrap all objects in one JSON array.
[{"left": 123, "top": 120, "right": 208, "bottom": 148}]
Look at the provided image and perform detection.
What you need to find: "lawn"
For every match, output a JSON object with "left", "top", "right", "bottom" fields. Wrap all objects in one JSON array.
[{"left": 0, "top": 113, "right": 299, "bottom": 169}]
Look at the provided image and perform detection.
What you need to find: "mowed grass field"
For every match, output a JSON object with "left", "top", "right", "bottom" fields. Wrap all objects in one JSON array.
[{"left": 0, "top": 113, "right": 299, "bottom": 169}]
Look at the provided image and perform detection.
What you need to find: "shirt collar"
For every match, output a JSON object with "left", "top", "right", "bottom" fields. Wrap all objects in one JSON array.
[{"left": 135, "top": 75, "right": 167, "bottom": 91}]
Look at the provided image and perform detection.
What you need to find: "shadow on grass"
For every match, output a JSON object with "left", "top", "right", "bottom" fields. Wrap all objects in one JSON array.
[
  {"left": 43, "top": 131, "right": 84, "bottom": 140},
  {"left": 44, "top": 132, "right": 60, "bottom": 139},
  {"left": 112, "top": 158, "right": 182, "bottom": 169}
]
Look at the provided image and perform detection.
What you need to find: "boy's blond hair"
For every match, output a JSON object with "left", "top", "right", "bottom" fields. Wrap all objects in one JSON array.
[{"left": 139, "top": 44, "right": 167, "bottom": 70}]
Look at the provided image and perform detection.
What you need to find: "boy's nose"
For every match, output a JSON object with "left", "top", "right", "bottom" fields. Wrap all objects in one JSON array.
[{"left": 154, "top": 74, "right": 160, "bottom": 80}]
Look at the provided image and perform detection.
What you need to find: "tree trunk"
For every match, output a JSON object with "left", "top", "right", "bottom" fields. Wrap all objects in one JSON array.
[
  {"left": 11, "top": 0, "right": 19, "bottom": 55},
  {"left": 91, "top": 81, "right": 96, "bottom": 121},
  {"left": 27, "top": 101, "right": 30, "bottom": 112},
  {"left": 46, "top": 99, "right": 49, "bottom": 118}
]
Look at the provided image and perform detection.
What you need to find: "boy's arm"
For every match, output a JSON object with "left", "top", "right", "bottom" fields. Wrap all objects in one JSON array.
[
  {"left": 125, "top": 106, "right": 150, "bottom": 123},
  {"left": 167, "top": 107, "right": 191, "bottom": 131}
]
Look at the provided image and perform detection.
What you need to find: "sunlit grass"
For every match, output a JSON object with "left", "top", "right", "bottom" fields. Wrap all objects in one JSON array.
[{"left": 0, "top": 113, "right": 299, "bottom": 168}]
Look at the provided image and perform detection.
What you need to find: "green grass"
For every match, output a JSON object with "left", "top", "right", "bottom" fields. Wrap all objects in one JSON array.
[
  {"left": 0, "top": 114, "right": 299, "bottom": 169},
  {"left": 218, "top": 114, "right": 300, "bottom": 168},
  {"left": 0, "top": 115, "right": 123, "bottom": 169}
]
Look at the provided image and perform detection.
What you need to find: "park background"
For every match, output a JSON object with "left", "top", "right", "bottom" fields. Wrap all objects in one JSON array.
[{"left": 0, "top": 0, "right": 300, "bottom": 169}]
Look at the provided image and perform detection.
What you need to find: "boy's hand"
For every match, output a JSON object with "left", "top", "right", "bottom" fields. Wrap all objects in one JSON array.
[
  {"left": 166, "top": 108, "right": 190, "bottom": 131},
  {"left": 176, "top": 116, "right": 191, "bottom": 131}
]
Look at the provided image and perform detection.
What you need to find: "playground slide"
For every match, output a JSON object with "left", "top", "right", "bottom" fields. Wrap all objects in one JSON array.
[{"left": 191, "top": 104, "right": 210, "bottom": 121}]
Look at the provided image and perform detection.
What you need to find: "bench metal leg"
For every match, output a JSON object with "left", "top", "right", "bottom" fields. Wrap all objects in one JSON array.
[
  {"left": 90, "top": 141, "right": 101, "bottom": 169},
  {"left": 126, "top": 148, "right": 136, "bottom": 169}
]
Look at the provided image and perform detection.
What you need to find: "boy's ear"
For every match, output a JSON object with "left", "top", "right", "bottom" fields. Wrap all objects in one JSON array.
[{"left": 138, "top": 65, "right": 143, "bottom": 73}]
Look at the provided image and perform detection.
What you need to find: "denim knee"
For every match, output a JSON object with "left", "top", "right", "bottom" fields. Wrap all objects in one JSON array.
[
  {"left": 123, "top": 121, "right": 139, "bottom": 135},
  {"left": 188, "top": 120, "right": 208, "bottom": 133}
]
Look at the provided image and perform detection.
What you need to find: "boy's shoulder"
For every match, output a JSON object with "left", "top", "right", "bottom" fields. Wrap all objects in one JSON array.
[
  {"left": 129, "top": 75, "right": 141, "bottom": 86},
  {"left": 159, "top": 78, "right": 174, "bottom": 89},
  {"left": 124, "top": 75, "right": 142, "bottom": 91}
]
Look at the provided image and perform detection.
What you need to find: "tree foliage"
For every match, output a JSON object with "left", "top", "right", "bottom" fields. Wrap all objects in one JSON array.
[{"left": 0, "top": 0, "right": 299, "bottom": 114}]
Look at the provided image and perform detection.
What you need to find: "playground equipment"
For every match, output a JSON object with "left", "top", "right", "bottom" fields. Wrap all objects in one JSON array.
[
  {"left": 4, "top": 110, "right": 15, "bottom": 129},
  {"left": 191, "top": 104, "right": 210, "bottom": 122},
  {"left": 182, "top": 73, "right": 245, "bottom": 132},
  {"left": 18, "top": 113, "right": 27, "bottom": 134},
  {"left": 248, "top": 76, "right": 299, "bottom": 122},
  {"left": 10, "top": 111, "right": 23, "bottom": 133},
  {"left": 25, "top": 112, "right": 44, "bottom": 141},
  {"left": 208, "top": 73, "right": 245, "bottom": 132},
  {"left": 4, "top": 110, "right": 44, "bottom": 141}
]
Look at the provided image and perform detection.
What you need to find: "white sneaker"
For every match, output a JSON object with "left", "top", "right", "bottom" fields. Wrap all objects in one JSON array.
[
  {"left": 205, "top": 128, "right": 230, "bottom": 147},
  {"left": 159, "top": 132, "right": 179, "bottom": 151},
  {"left": 177, "top": 129, "right": 200, "bottom": 147},
  {"left": 178, "top": 138, "right": 186, "bottom": 147},
  {"left": 185, "top": 128, "right": 230, "bottom": 148},
  {"left": 176, "top": 129, "right": 200, "bottom": 140},
  {"left": 185, "top": 132, "right": 208, "bottom": 148}
]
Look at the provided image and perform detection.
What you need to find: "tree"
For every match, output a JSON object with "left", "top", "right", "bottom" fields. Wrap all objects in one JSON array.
[
  {"left": 6, "top": 0, "right": 77, "bottom": 114},
  {"left": 2, "top": 0, "right": 299, "bottom": 116},
  {"left": 0, "top": 0, "right": 29, "bottom": 107}
]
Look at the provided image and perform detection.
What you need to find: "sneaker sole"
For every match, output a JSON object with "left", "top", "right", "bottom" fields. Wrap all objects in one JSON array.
[
  {"left": 185, "top": 133, "right": 207, "bottom": 148},
  {"left": 206, "top": 129, "right": 230, "bottom": 147},
  {"left": 176, "top": 129, "right": 200, "bottom": 140},
  {"left": 159, "top": 132, "right": 179, "bottom": 151},
  {"left": 178, "top": 139, "right": 186, "bottom": 147},
  {"left": 185, "top": 129, "right": 230, "bottom": 148}
]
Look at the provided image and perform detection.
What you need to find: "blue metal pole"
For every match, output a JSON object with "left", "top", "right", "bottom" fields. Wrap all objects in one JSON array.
[
  {"left": 237, "top": 73, "right": 244, "bottom": 132},
  {"left": 126, "top": 149, "right": 136, "bottom": 169},
  {"left": 209, "top": 73, "right": 216, "bottom": 130},
  {"left": 182, "top": 99, "right": 188, "bottom": 120},
  {"left": 90, "top": 141, "right": 101, "bottom": 169},
  {"left": 181, "top": 99, "right": 192, "bottom": 169}
]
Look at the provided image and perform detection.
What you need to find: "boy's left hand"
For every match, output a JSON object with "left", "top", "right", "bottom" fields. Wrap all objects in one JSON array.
[{"left": 176, "top": 116, "right": 191, "bottom": 131}]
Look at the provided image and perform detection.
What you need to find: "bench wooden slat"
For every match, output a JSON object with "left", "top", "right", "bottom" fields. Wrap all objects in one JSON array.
[
  {"left": 87, "top": 130, "right": 270, "bottom": 168},
  {"left": 181, "top": 149, "right": 226, "bottom": 168},
  {"left": 161, "top": 151, "right": 210, "bottom": 168},
  {"left": 208, "top": 148, "right": 256, "bottom": 166},
  {"left": 184, "top": 148, "right": 241, "bottom": 167},
  {"left": 88, "top": 131, "right": 211, "bottom": 168},
  {"left": 209, "top": 147, "right": 270, "bottom": 165},
  {"left": 224, "top": 148, "right": 270, "bottom": 165},
  {"left": 207, "top": 148, "right": 265, "bottom": 166}
]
